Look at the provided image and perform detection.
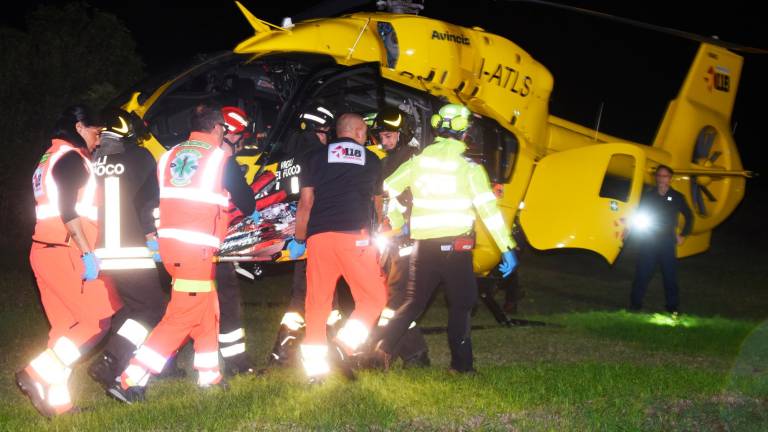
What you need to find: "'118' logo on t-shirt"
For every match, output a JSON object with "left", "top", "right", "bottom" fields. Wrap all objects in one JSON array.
[{"left": 328, "top": 143, "right": 365, "bottom": 166}]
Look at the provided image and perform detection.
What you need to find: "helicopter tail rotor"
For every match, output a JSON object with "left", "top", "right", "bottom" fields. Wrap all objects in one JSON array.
[{"left": 651, "top": 43, "right": 750, "bottom": 257}]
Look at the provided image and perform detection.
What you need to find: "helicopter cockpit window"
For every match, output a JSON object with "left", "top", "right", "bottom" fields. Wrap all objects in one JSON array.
[
  {"left": 377, "top": 22, "right": 399, "bottom": 69},
  {"left": 144, "top": 56, "right": 285, "bottom": 150}
]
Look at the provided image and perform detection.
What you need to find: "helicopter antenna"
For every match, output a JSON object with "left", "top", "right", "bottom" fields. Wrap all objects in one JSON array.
[
  {"left": 593, "top": 102, "right": 604, "bottom": 141},
  {"left": 498, "top": 0, "right": 768, "bottom": 54},
  {"left": 376, "top": 0, "right": 425, "bottom": 14}
]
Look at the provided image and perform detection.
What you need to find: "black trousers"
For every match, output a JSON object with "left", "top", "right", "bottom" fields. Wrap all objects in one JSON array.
[
  {"left": 381, "top": 238, "right": 477, "bottom": 371},
  {"left": 375, "top": 247, "right": 429, "bottom": 361},
  {"left": 630, "top": 239, "right": 680, "bottom": 312},
  {"left": 288, "top": 260, "right": 308, "bottom": 313},
  {"left": 103, "top": 268, "right": 167, "bottom": 367},
  {"left": 216, "top": 262, "right": 251, "bottom": 368}
]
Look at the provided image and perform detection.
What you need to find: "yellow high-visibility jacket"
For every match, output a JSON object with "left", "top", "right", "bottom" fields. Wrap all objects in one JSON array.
[{"left": 384, "top": 136, "right": 514, "bottom": 252}]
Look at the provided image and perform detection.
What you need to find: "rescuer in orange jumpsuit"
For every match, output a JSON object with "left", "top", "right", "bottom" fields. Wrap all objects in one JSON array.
[
  {"left": 114, "top": 103, "right": 249, "bottom": 402},
  {"left": 16, "top": 105, "right": 121, "bottom": 417}
]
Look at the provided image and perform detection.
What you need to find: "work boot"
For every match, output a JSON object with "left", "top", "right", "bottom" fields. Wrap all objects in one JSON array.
[
  {"left": 107, "top": 383, "right": 145, "bottom": 404},
  {"left": 15, "top": 369, "right": 54, "bottom": 418},
  {"left": 329, "top": 338, "right": 357, "bottom": 381},
  {"left": 266, "top": 325, "right": 302, "bottom": 367},
  {"left": 88, "top": 351, "right": 120, "bottom": 391},
  {"left": 402, "top": 350, "right": 431, "bottom": 369}
]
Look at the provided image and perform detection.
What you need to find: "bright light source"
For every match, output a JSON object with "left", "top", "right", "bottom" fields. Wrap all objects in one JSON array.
[
  {"left": 374, "top": 235, "right": 390, "bottom": 254},
  {"left": 631, "top": 211, "right": 653, "bottom": 231}
]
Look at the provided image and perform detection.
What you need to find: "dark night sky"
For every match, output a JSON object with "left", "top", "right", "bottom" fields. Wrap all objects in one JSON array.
[{"left": 5, "top": 1, "right": 767, "bottom": 205}]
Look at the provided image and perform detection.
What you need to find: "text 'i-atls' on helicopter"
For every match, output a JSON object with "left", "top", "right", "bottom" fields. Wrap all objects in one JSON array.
[{"left": 114, "top": 0, "right": 754, "bottom": 277}]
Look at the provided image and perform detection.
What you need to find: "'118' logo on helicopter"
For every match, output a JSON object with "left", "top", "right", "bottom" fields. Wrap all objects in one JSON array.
[{"left": 706, "top": 66, "right": 730, "bottom": 93}]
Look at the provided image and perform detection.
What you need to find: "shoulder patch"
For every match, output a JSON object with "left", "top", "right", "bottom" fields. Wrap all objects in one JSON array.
[
  {"left": 38, "top": 153, "right": 51, "bottom": 165},
  {"left": 328, "top": 142, "right": 366, "bottom": 166}
]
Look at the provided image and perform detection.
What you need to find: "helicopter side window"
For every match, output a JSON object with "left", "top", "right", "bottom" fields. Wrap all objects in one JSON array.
[
  {"left": 599, "top": 154, "right": 635, "bottom": 202},
  {"left": 464, "top": 116, "right": 518, "bottom": 184},
  {"left": 377, "top": 22, "right": 399, "bottom": 69}
]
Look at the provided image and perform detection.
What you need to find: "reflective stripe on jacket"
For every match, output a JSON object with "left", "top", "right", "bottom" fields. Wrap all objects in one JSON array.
[{"left": 384, "top": 136, "right": 515, "bottom": 251}]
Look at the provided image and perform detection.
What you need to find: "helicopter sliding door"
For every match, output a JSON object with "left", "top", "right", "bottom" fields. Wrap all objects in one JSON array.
[{"left": 519, "top": 143, "right": 646, "bottom": 263}]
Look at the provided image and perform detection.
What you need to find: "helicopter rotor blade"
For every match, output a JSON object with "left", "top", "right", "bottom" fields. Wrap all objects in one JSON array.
[
  {"left": 293, "top": 0, "right": 374, "bottom": 21},
  {"left": 700, "top": 184, "right": 717, "bottom": 202},
  {"left": 691, "top": 181, "right": 707, "bottom": 216},
  {"left": 497, "top": 0, "right": 768, "bottom": 54}
]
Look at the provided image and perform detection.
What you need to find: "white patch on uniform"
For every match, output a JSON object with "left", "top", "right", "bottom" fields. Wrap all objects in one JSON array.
[
  {"left": 667, "top": 196, "right": 672, "bottom": 201},
  {"left": 32, "top": 168, "right": 44, "bottom": 197},
  {"left": 328, "top": 142, "right": 365, "bottom": 166},
  {"left": 355, "top": 239, "right": 370, "bottom": 247}
]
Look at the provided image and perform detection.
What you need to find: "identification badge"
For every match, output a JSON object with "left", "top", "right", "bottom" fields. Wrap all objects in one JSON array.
[
  {"left": 440, "top": 245, "right": 453, "bottom": 252},
  {"left": 356, "top": 239, "right": 370, "bottom": 247}
]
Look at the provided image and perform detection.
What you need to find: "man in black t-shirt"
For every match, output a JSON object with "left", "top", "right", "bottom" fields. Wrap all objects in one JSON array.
[
  {"left": 285, "top": 113, "right": 387, "bottom": 383},
  {"left": 629, "top": 164, "right": 693, "bottom": 314},
  {"left": 266, "top": 105, "right": 338, "bottom": 368}
]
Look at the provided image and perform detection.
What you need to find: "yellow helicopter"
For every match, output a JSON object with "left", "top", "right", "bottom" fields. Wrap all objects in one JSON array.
[{"left": 117, "top": 0, "right": 754, "bottom": 276}]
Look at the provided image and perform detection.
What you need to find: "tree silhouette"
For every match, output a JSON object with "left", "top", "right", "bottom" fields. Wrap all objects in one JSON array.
[{"left": 0, "top": 2, "right": 144, "bottom": 264}]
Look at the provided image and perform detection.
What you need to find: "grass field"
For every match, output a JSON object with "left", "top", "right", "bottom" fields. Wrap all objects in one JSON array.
[{"left": 0, "top": 201, "right": 766, "bottom": 430}]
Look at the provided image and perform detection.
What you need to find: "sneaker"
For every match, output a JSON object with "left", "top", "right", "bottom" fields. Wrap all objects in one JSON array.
[
  {"left": 87, "top": 352, "right": 119, "bottom": 391},
  {"left": 15, "top": 369, "right": 54, "bottom": 418},
  {"left": 107, "top": 383, "right": 145, "bottom": 404}
]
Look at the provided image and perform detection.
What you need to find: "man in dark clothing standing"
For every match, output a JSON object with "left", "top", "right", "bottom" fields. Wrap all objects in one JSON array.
[{"left": 629, "top": 164, "right": 693, "bottom": 314}]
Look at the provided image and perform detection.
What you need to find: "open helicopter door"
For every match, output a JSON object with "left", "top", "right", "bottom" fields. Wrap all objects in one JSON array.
[{"left": 519, "top": 143, "right": 647, "bottom": 263}]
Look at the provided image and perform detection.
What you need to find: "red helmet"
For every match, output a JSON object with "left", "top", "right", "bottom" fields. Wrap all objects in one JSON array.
[{"left": 221, "top": 106, "right": 249, "bottom": 134}]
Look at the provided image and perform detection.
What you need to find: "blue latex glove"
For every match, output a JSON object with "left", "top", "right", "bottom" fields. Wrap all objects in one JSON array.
[
  {"left": 250, "top": 209, "right": 261, "bottom": 224},
  {"left": 146, "top": 239, "right": 161, "bottom": 262},
  {"left": 82, "top": 252, "right": 100, "bottom": 281},
  {"left": 498, "top": 250, "right": 518, "bottom": 278},
  {"left": 287, "top": 238, "right": 306, "bottom": 260}
]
